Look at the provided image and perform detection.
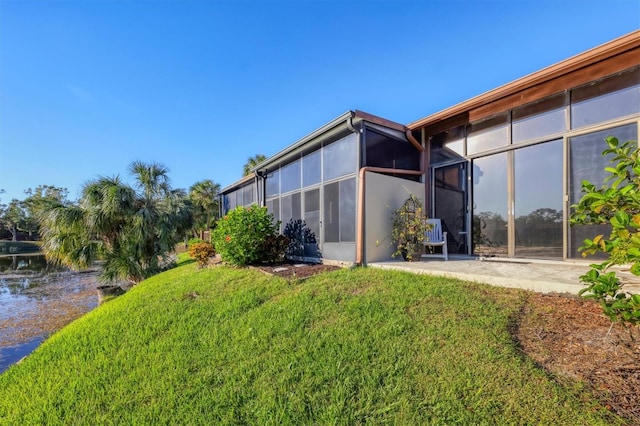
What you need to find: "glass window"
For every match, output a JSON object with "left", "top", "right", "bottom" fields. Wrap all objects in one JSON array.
[
  {"left": 302, "top": 150, "right": 321, "bottom": 187},
  {"left": 365, "top": 129, "right": 421, "bottom": 171},
  {"left": 472, "top": 153, "right": 508, "bottom": 256},
  {"left": 280, "top": 160, "right": 301, "bottom": 194},
  {"left": 242, "top": 183, "right": 254, "bottom": 206},
  {"left": 281, "top": 192, "right": 301, "bottom": 224},
  {"left": 571, "top": 68, "right": 640, "bottom": 129},
  {"left": 512, "top": 94, "right": 566, "bottom": 143},
  {"left": 323, "top": 133, "right": 357, "bottom": 181},
  {"left": 339, "top": 178, "right": 356, "bottom": 242},
  {"left": 394, "top": 139, "right": 421, "bottom": 171},
  {"left": 324, "top": 181, "right": 339, "bottom": 243},
  {"left": 281, "top": 194, "right": 292, "bottom": 224},
  {"left": 467, "top": 114, "right": 509, "bottom": 155},
  {"left": 434, "top": 163, "right": 468, "bottom": 254},
  {"left": 266, "top": 198, "right": 280, "bottom": 228},
  {"left": 430, "top": 126, "right": 465, "bottom": 165},
  {"left": 569, "top": 124, "right": 638, "bottom": 258},
  {"left": 304, "top": 188, "right": 320, "bottom": 244},
  {"left": 222, "top": 194, "right": 230, "bottom": 215},
  {"left": 227, "top": 190, "right": 237, "bottom": 211},
  {"left": 324, "top": 178, "right": 356, "bottom": 243},
  {"left": 265, "top": 169, "right": 280, "bottom": 198},
  {"left": 365, "top": 130, "right": 394, "bottom": 168},
  {"left": 514, "top": 140, "right": 563, "bottom": 258}
]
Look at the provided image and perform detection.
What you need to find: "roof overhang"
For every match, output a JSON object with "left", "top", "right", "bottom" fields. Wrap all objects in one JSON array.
[
  {"left": 408, "top": 30, "right": 640, "bottom": 131},
  {"left": 252, "top": 110, "right": 406, "bottom": 172},
  {"left": 220, "top": 173, "right": 255, "bottom": 194}
]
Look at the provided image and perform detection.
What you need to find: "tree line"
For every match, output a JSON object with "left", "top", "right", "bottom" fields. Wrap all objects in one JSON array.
[{"left": 1, "top": 156, "right": 266, "bottom": 284}]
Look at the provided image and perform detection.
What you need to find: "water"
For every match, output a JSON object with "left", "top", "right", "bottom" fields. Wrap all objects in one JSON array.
[{"left": 0, "top": 254, "right": 99, "bottom": 373}]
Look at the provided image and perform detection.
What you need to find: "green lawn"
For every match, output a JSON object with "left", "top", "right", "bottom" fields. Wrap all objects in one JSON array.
[{"left": 0, "top": 260, "right": 620, "bottom": 424}]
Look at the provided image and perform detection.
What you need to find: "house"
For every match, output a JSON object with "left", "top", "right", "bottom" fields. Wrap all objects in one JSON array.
[{"left": 221, "top": 30, "right": 640, "bottom": 265}]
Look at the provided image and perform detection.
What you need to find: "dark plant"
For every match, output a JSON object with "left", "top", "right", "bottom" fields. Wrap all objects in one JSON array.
[
  {"left": 570, "top": 136, "right": 640, "bottom": 327},
  {"left": 261, "top": 235, "right": 289, "bottom": 264},
  {"left": 283, "top": 219, "right": 316, "bottom": 258}
]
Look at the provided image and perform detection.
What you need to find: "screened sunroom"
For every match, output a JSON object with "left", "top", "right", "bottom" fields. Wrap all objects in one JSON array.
[{"left": 220, "top": 110, "right": 424, "bottom": 264}]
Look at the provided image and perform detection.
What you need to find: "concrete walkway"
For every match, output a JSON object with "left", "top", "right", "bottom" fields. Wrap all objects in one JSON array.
[{"left": 369, "top": 255, "right": 640, "bottom": 295}]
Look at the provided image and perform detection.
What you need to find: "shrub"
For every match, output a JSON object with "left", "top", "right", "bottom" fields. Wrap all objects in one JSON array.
[
  {"left": 283, "top": 219, "right": 316, "bottom": 258},
  {"left": 212, "top": 206, "right": 280, "bottom": 266},
  {"left": 188, "top": 242, "right": 215, "bottom": 268},
  {"left": 392, "top": 195, "right": 430, "bottom": 261},
  {"left": 570, "top": 136, "right": 640, "bottom": 327},
  {"left": 261, "top": 234, "right": 289, "bottom": 263}
]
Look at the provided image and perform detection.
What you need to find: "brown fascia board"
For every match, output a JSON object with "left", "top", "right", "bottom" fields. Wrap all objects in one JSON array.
[
  {"left": 408, "top": 30, "right": 640, "bottom": 131},
  {"left": 354, "top": 110, "right": 406, "bottom": 132}
]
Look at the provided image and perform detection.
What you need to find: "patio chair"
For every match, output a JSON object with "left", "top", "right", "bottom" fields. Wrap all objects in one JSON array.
[{"left": 424, "top": 219, "right": 448, "bottom": 261}]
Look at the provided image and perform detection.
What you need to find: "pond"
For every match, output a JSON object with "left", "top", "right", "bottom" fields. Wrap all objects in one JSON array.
[{"left": 0, "top": 254, "right": 100, "bottom": 373}]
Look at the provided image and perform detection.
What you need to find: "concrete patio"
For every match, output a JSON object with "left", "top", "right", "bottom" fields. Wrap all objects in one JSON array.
[{"left": 369, "top": 255, "right": 640, "bottom": 295}]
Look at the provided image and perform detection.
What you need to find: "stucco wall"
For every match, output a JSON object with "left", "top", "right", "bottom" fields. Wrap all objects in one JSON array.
[{"left": 364, "top": 172, "right": 424, "bottom": 264}]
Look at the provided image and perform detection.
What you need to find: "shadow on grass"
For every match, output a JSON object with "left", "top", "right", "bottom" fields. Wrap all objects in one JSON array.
[{"left": 177, "top": 258, "right": 196, "bottom": 266}]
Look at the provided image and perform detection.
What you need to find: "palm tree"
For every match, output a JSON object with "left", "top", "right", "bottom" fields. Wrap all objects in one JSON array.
[
  {"left": 41, "top": 162, "right": 192, "bottom": 285},
  {"left": 189, "top": 180, "right": 220, "bottom": 234},
  {"left": 242, "top": 154, "right": 267, "bottom": 176}
]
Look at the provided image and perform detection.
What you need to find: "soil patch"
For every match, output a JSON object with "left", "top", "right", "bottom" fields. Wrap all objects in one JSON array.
[
  {"left": 254, "top": 262, "right": 341, "bottom": 279},
  {"left": 515, "top": 292, "right": 639, "bottom": 423}
]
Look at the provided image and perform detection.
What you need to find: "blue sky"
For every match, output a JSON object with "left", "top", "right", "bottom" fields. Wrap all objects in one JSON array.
[{"left": 1, "top": 0, "right": 639, "bottom": 202}]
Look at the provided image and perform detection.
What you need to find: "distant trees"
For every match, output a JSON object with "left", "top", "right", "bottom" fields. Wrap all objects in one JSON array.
[
  {"left": 243, "top": 154, "right": 267, "bottom": 176},
  {"left": 23, "top": 185, "right": 70, "bottom": 238},
  {"left": 0, "top": 185, "right": 70, "bottom": 241},
  {"left": 0, "top": 199, "right": 26, "bottom": 242},
  {"left": 188, "top": 179, "right": 220, "bottom": 236},
  {"left": 40, "top": 161, "right": 193, "bottom": 284}
]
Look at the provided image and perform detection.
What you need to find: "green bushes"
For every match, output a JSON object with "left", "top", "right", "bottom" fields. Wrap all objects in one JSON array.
[
  {"left": 212, "top": 206, "right": 287, "bottom": 266},
  {"left": 188, "top": 242, "right": 215, "bottom": 267},
  {"left": 570, "top": 136, "right": 640, "bottom": 326}
]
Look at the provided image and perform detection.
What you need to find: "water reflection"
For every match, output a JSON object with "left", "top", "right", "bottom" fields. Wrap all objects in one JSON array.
[
  {"left": 0, "top": 254, "right": 99, "bottom": 373},
  {"left": 0, "top": 254, "right": 65, "bottom": 274}
]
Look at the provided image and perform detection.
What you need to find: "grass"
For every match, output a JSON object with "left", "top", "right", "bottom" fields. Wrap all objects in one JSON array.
[{"left": 0, "top": 261, "right": 620, "bottom": 425}]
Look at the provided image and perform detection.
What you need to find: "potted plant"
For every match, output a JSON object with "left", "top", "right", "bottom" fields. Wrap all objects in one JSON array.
[{"left": 391, "top": 195, "right": 430, "bottom": 261}]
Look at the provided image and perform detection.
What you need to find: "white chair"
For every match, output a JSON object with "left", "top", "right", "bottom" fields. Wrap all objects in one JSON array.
[{"left": 424, "top": 219, "right": 448, "bottom": 261}]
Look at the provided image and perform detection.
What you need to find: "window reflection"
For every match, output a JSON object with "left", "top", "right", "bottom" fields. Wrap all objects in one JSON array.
[
  {"left": 467, "top": 114, "right": 508, "bottom": 155},
  {"left": 280, "top": 160, "right": 301, "bottom": 194},
  {"left": 302, "top": 151, "right": 321, "bottom": 187},
  {"left": 323, "top": 134, "right": 357, "bottom": 181},
  {"left": 242, "top": 183, "right": 254, "bottom": 205},
  {"left": 512, "top": 101, "right": 565, "bottom": 143},
  {"left": 571, "top": 68, "right": 640, "bottom": 128},
  {"left": 569, "top": 124, "right": 638, "bottom": 258},
  {"left": 514, "top": 140, "right": 563, "bottom": 258},
  {"left": 472, "top": 153, "right": 508, "bottom": 256},
  {"left": 265, "top": 169, "right": 280, "bottom": 198},
  {"left": 430, "top": 126, "right": 465, "bottom": 165}
]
